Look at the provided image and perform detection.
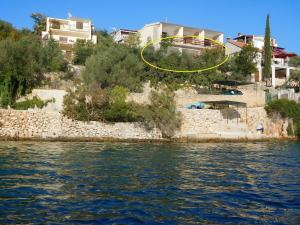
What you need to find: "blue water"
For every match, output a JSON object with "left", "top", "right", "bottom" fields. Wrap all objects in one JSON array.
[{"left": 0, "top": 142, "right": 300, "bottom": 224}]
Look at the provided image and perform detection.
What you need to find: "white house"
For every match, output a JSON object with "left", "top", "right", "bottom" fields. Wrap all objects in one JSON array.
[
  {"left": 225, "top": 33, "right": 297, "bottom": 86},
  {"left": 111, "top": 29, "right": 138, "bottom": 43},
  {"left": 42, "top": 16, "right": 97, "bottom": 61},
  {"left": 138, "top": 22, "right": 224, "bottom": 54},
  {"left": 111, "top": 22, "right": 224, "bottom": 55}
]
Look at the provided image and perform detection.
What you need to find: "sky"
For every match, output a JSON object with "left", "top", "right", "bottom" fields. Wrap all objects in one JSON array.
[{"left": 1, "top": 0, "right": 299, "bottom": 54}]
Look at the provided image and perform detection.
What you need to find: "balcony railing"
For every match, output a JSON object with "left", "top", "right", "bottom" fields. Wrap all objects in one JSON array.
[
  {"left": 272, "top": 59, "right": 289, "bottom": 67},
  {"left": 50, "top": 24, "right": 90, "bottom": 33},
  {"left": 171, "top": 37, "right": 218, "bottom": 48}
]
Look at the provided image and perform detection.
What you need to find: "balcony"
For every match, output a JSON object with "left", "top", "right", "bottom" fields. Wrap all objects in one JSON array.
[
  {"left": 50, "top": 25, "right": 90, "bottom": 33},
  {"left": 272, "top": 58, "right": 289, "bottom": 67},
  {"left": 171, "top": 37, "right": 218, "bottom": 49},
  {"left": 50, "top": 29, "right": 90, "bottom": 39},
  {"left": 49, "top": 19, "right": 90, "bottom": 33}
]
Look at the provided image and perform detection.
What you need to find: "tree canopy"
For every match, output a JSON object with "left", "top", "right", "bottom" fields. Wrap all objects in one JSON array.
[
  {"left": 230, "top": 44, "right": 259, "bottom": 81},
  {"left": 0, "top": 18, "right": 67, "bottom": 107},
  {"left": 72, "top": 40, "right": 95, "bottom": 65},
  {"left": 263, "top": 14, "right": 272, "bottom": 83},
  {"left": 0, "top": 20, "right": 20, "bottom": 41},
  {"left": 31, "top": 13, "right": 46, "bottom": 36}
]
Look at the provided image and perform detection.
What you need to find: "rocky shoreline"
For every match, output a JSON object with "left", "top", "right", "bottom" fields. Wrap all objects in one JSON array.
[{"left": 0, "top": 136, "right": 298, "bottom": 143}]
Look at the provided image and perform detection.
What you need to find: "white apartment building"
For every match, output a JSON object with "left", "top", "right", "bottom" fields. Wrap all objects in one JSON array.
[
  {"left": 138, "top": 22, "right": 224, "bottom": 54},
  {"left": 226, "top": 33, "right": 297, "bottom": 87},
  {"left": 111, "top": 22, "right": 224, "bottom": 54},
  {"left": 42, "top": 16, "right": 97, "bottom": 60}
]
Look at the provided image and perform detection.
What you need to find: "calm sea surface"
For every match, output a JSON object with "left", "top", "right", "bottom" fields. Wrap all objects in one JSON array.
[{"left": 0, "top": 141, "right": 300, "bottom": 224}]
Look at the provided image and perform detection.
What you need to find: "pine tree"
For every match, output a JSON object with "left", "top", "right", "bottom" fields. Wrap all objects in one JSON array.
[{"left": 263, "top": 14, "right": 272, "bottom": 84}]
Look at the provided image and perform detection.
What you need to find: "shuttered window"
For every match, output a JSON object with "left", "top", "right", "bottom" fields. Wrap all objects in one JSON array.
[{"left": 76, "top": 22, "right": 83, "bottom": 29}]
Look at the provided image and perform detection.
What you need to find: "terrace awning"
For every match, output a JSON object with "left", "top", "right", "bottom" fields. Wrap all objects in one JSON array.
[
  {"left": 213, "top": 80, "right": 253, "bottom": 87},
  {"left": 202, "top": 100, "right": 247, "bottom": 107}
]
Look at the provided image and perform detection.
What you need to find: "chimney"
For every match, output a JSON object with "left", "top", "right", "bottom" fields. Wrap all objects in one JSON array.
[
  {"left": 237, "top": 32, "right": 242, "bottom": 37},
  {"left": 226, "top": 37, "right": 231, "bottom": 41}
]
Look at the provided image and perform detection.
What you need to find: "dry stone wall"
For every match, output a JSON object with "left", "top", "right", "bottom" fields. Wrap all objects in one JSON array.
[
  {"left": 0, "top": 107, "right": 288, "bottom": 141},
  {"left": 128, "top": 83, "right": 266, "bottom": 107},
  {"left": 0, "top": 109, "right": 161, "bottom": 140},
  {"left": 175, "top": 107, "right": 288, "bottom": 139}
]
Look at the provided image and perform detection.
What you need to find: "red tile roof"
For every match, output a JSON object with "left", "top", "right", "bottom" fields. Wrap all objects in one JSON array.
[
  {"left": 272, "top": 47, "right": 297, "bottom": 58},
  {"left": 233, "top": 34, "right": 254, "bottom": 40}
]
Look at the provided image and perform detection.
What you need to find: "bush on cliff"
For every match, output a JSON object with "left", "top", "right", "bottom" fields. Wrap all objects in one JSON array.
[
  {"left": 104, "top": 86, "right": 139, "bottom": 122},
  {"left": 265, "top": 99, "right": 300, "bottom": 137},
  {"left": 12, "top": 96, "right": 51, "bottom": 110},
  {"left": 72, "top": 40, "right": 95, "bottom": 65},
  {"left": 63, "top": 86, "right": 109, "bottom": 121},
  {"left": 63, "top": 86, "right": 182, "bottom": 138},
  {"left": 82, "top": 44, "right": 145, "bottom": 92},
  {"left": 0, "top": 36, "right": 44, "bottom": 106},
  {"left": 0, "top": 17, "right": 67, "bottom": 107},
  {"left": 63, "top": 85, "right": 139, "bottom": 122},
  {"left": 0, "top": 23, "right": 67, "bottom": 107},
  {"left": 136, "top": 89, "right": 182, "bottom": 138},
  {"left": 42, "top": 39, "right": 68, "bottom": 72}
]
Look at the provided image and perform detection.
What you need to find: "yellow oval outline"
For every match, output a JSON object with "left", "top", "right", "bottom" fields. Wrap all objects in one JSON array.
[{"left": 140, "top": 35, "right": 230, "bottom": 73}]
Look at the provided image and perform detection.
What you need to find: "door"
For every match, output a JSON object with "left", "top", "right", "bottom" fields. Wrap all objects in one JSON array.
[
  {"left": 255, "top": 71, "right": 260, "bottom": 82},
  {"left": 66, "top": 51, "right": 73, "bottom": 62}
]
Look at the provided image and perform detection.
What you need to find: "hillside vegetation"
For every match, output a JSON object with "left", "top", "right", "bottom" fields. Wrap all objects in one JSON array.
[
  {"left": 0, "top": 15, "right": 259, "bottom": 137},
  {"left": 0, "top": 19, "right": 67, "bottom": 106}
]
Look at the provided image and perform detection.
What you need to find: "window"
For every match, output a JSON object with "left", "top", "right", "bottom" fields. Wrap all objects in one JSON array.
[
  {"left": 162, "top": 32, "right": 168, "bottom": 38},
  {"left": 76, "top": 22, "right": 83, "bottom": 29},
  {"left": 51, "top": 20, "right": 61, "bottom": 29},
  {"left": 59, "top": 36, "right": 68, "bottom": 43}
]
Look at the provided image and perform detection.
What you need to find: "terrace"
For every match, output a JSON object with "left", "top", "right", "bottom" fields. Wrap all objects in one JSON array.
[
  {"left": 161, "top": 23, "right": 223, "bottom": 50},
  {"left": 48, "top": 18, "right": 91, "bottom": 33},
  {"left": 172, "top": 37, "right": 218, "bottom": 49}
]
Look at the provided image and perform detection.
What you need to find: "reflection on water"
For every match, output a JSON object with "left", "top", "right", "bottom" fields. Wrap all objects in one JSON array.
[{"left": 0, "top": 141, "right": 300, "bottom": 224}]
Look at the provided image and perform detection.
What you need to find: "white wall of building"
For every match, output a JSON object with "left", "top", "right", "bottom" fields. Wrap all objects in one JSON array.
[
  {"left": 139, "top": 22, "right": 223, "bottom": 50},
  {"left": 139, "top": 23, "right": 161, "bottom": 49},
  {"left": 225, "top": 42, "right": 242, "bottom": 55}
]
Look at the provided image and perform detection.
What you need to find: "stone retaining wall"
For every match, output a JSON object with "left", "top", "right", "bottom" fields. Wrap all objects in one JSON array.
[
  {"left": 0, "top": 107, "right": 288, "bottom": 141},
  {"left": 176, "top": 108, "right": 288, "bottom": 139},
  {"left": 128, "top": 83, "right": 266, "bottom": 107},
  {"left": 0, "top": 109, "right": 161, "bottom": 140}
]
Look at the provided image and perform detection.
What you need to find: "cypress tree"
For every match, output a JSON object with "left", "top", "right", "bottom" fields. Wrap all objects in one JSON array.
[{"left": 263, "top": 14, "right": 272, "bottom": 83}]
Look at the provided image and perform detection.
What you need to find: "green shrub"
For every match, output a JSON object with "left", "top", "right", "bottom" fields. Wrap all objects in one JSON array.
[
  {"left": 104, "top": 86, "right": 139, "bottom": 122},
  {"left": 42, "top": 39, "right": 68, "bottom": 72},
  {"left": 12, "top": 96, "right": 50, "bottom": 110},
  {"left": 0, "top": 25, "right": 67, "bottom": 106},
  {"left": 104, "top": 102, "right": 138, "bottom": 122},
  {"left": 72, "top": 40, "right": 95, "bottom": 65},
  {"left": 0, "top": 36, "right": 44, "bottom": 106},
  {"left": 265, "top": 99, "right": 300, "bottom": 137},
  {"left": 63, "top": 86, "right": 109, "bottom": 121},
  {"left": 83, "top": 44, "right": 144, "bottom": 92},
  {"left": 63, "top": 85, "right": 141, "bottom": 122},
  {"left": 62, "top": 85, "right": 182, "bottom": 138},
  {"left": 139, "top": 89, "right": 182, "bottom": 138}
]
